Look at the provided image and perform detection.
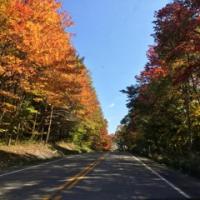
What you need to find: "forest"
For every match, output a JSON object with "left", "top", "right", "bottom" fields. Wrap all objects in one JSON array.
[
  {"left": 0, "top": 0, "right": 112, "bottom": 151},
  {"left": 116, "top": 0, "right": 200, "bottom": 175}
]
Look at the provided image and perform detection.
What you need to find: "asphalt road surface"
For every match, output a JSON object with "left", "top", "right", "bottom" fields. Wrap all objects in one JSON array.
[{"left": 0, "top": 152, "right": 200, "bottom": 200}]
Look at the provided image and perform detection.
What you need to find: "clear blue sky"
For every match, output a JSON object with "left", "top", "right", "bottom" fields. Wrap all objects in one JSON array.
[{"left": 62, "top": 0, "right": 170, "bottom": 133}]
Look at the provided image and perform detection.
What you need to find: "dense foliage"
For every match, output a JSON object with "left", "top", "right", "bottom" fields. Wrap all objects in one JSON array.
[
  {"left": 0, "top": 0, "right": 111, "bottom": 151},
  {"left": 117, "top": 0, "right": 200, "bottom": 172}
]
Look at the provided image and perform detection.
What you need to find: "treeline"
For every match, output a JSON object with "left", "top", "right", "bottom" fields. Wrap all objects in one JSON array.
[
  {"left": 0, "top": 0, "right": 111, "bottom": 151},
  {"left": 117, "top": 0, "right": 200, "bottom": 172}
]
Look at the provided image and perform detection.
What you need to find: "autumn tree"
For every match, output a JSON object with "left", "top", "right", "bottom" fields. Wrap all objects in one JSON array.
[
  {"left": 69, "top": 58, "right": 111, "bottom": 151},
  {"left": 0, "top": 0, "right": 110, "bottom": 151},
  {"left": 118, "top": 0, "right": 200, "bottom": 173}
]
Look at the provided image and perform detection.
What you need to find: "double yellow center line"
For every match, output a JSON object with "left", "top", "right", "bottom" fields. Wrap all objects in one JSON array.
[{"left": 43, "top": 154, "right": 105, "bottom": 200}]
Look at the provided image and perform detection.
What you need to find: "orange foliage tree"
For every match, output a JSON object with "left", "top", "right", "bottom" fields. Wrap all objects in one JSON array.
[{"left": 0, "top": 0, "right": 110, "bottom": 151}]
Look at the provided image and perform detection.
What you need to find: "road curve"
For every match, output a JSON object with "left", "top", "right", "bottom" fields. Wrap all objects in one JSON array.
[{"left": 0, "top": 152, "right": 200, "bottom": 200}]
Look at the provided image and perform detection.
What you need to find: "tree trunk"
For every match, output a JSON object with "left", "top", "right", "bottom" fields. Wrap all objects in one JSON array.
[
  {"left": 0, "top": 110, "right": 5, "bottom": 123},
  {"left": 182, "top": 83, "right": 192, "bottom": 149},
  {"left": 40, "top": 126, "right": 44, "bottom": 143},
  {"left": 8, "top": 134, "right": 12, "bottom": 146},
  {"left": 15, "top": 123, "right": 21, "bottom": 144},
  {"left": 30, "top": 112, "right": 38, "bottom": 140},
  {"left": 191, "top": 73, "right": 200, "bottom": 104},
  {"left": 45, "top": 105, "right": 53, "bottom": 144}
]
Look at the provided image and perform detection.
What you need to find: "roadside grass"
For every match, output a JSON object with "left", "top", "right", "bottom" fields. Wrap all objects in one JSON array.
[
  {"left": 0, "top": 141, "right": 91, "bottom": 171},
  {"left": 0, "top": 150, "right": 58, "bottom": 171},
  {"left": 154, "top": 154, "right": 200, "bottom": 178},
  {"left": 133, "top": 151, "right": 200, "bottom": 179}
]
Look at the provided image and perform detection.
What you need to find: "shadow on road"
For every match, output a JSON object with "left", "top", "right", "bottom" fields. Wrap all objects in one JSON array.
[
  {"left": 61, "top": 152, "right": 181, "bottom": 200},
  {"left": 0, "top": 153, "right": 99, "bottom": 200},
  {"left": 1, "top": 152, "right": 200, "bottom": 200}
]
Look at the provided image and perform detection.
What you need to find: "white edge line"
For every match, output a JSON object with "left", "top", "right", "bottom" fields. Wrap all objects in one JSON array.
[
  {"left": 0, "top": 157, "right": 65, "bottom": 178},
  {"left": 132, "top": 155, "right": 191, "bottom": 199}
]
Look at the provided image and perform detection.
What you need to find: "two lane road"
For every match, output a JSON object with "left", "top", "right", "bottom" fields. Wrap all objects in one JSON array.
[{"left": 0, "top": 152, "right": 200, "bottom": 199}]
